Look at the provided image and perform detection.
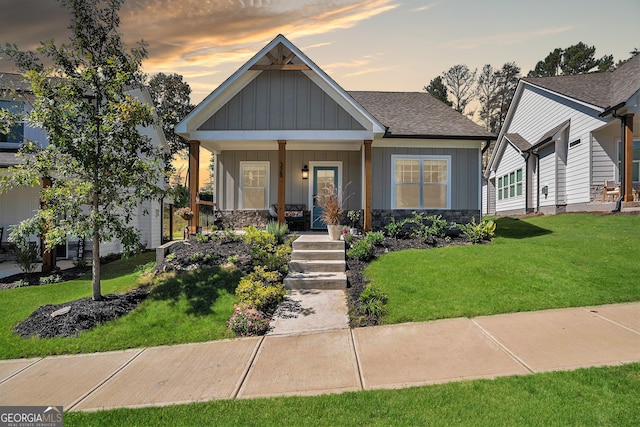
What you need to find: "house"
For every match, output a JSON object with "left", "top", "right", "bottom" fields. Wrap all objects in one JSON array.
[
  {"left": 176, "top": 35, "right": 494, "bottom": 232},
  {"left": 0, "top": 72, "right": 167, "bottom": 263},
  {"left": 484, "top": 54, "right": 640, "bottom": 215}
]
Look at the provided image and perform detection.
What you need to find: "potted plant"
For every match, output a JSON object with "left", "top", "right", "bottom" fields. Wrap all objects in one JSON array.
[
  {"left": 347, "top": 210, "right": 361, "bottom": 235},
  {"left": 316, "top": 183, "right": 344, "bottom": 240},
  {"left": 175, "top": 206, "right": 194, "bottom": 220}
]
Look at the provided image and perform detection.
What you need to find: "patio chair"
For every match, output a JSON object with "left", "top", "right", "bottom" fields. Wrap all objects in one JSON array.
[{"left": 602, "top": 180, "right": 620, "bottom": 202}]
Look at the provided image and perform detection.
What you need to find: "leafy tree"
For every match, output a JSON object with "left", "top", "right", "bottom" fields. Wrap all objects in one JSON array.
[
  {"left": 424, "top": 75, "right": 452, "bottom": 107},
  {"left": 441, "top": 64, "right": 477, "bottom": 115},
  {"left": 528, "top": 42, "right": 614, "bottom": 77},
  {"left": 476, "top": 62, "right": 520, "bottom": 134},
  {"left": 147, "top": 72, "right": 194, "bottom": 159},
  {"left": 0, "top": 0, "right": 166, "bottom": 300}
]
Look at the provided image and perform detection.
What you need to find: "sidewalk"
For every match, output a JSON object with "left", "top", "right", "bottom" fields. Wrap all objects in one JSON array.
[{"left": 0, "top": 303, "right": 638, "bottom": 412}]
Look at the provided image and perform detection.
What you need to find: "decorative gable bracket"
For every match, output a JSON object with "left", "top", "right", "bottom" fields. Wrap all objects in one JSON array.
[{"left": 249, "top": 43, "right": 311, "bottom": 71}]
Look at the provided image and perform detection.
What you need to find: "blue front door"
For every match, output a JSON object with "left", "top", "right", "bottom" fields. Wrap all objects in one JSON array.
[{"left": 312, "top": 166, "right": 339, "bottom": 229}]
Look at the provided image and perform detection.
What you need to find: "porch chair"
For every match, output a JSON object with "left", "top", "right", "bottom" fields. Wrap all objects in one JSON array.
[{"left": 602, "top": 180, "right": 620, "bottom": 202}]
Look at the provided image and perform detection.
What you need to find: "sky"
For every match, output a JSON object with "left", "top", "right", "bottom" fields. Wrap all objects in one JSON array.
[{"left": 1, "top": 0, "right": 639, "bottom": 106}]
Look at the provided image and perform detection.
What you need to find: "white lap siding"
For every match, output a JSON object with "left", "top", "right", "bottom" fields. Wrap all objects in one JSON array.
[
  {"left": 507, "top": 85, "right": 607, "bottom": 206},
  {"left": 538, "top": 145, "right": 556, "bottom": 207},
  {"left": 495, "top": 142, "right": 526, "bottom": 213}
]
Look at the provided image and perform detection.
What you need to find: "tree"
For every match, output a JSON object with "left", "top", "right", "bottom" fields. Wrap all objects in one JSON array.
[
  {"left": 424, "top": 76, "right": 452, "bottom": 107},
  {"left": 441, "top": 64, "right": 476, "bottom": 115},
  {"left": 528, "top": 43, "right": 614, "bottom": 77},
  {"left": 147, "top": 73, "right": 194, "bottom": 159},
  {"left": 475, "top": 62, "right": 520, "bottom": 134},
  {"left": 476, "top": 64, "right": 499, "bottom": 132},
  {"left": 0, "top": 0, "right": 166, "bottom": 300}
]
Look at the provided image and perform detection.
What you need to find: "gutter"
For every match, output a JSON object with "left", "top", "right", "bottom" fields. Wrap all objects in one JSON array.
[{"left": 610, "top": 108, "right": 626, "bottom": 213}]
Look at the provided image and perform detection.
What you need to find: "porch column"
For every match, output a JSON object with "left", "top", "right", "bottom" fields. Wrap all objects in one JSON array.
[
  {"left": 189, "top": 140, "right": 200, "bottom": 234},
  {"left": 278, "top": 140, "right": 286, "bottom": 225},
  {"left": 623, "top": 114, "right": 634, "bottom": 202},
  {"left": 364, "top": 140, "right": 373, "bottom": 232},
  {"left": 41, "top": 177, "right": 54, "bottom": 274}
]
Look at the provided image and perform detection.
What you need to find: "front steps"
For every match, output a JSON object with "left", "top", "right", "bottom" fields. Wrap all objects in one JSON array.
[{"left": 284, "top": 234, "right": 347, "bottom": 290}]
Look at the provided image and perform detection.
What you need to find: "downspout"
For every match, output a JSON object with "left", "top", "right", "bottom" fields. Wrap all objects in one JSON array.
[
  {"left": 534, "top": 150, "right": 541, "bottom": 213},
  {"left": 522, "top": 151, "right": 531, "bottom": 213},
  {"left": 611, "top": 109, "right": 625, "bottom": 213}
]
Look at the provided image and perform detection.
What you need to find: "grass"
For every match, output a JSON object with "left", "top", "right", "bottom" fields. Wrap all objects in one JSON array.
[
  {"left": 65, "top": 362, "right": 640, "bottom": 426},
  {"left": 366, "top": 213, "right": 640, "bottom": 324},
  {"left": 0, "top": 253, "right": 238, "bottom": 360}
]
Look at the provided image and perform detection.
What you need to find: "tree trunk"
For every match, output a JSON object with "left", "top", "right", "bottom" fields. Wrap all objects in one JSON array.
[{"left": 92, "top": 193, "right": 102, "bottom": 301}]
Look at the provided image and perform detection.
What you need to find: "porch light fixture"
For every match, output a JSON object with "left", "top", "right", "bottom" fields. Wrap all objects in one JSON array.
[{"left": 302, "top": 164, "right": 309, "bottom": 179}]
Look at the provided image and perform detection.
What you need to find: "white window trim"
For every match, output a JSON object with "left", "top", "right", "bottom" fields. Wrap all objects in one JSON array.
[
  {"left": 239, "top": 161, "right": 270, "bottom": 210},
  {"left": 391, "top": 154, "right": 451, "bottom": 210}
]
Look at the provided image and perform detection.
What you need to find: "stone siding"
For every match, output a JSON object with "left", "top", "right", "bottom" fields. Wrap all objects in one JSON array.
[{"left": 216, "top": 210, "right": 270, "bottom": 229}]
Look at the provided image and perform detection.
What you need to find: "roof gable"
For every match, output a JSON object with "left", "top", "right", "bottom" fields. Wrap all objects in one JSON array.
[{"left": 176, "top": 34, "right": 385, "bottom": 138}]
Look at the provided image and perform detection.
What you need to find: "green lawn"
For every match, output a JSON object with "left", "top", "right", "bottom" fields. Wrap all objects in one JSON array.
[
  {"left": 366, "top": 213, "right": 640, "bottom": 324},
  {"left": 0, "top": 253, "right": 238, "bottom": 360},
  {"left": 65, "top": 363, "right": 640, "bottom": 426}
]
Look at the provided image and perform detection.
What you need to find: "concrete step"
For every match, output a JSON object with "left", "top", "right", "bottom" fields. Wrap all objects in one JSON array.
[
  {"left": 289, "top": 260, "right": 346, "bottom": 273},
  {"left": 284, "top": 272, "right": 347, "bottom": 290},
  {"left": 292, "top": 239, "right": 345, "bottom": 251},
  {"left": 291, "top": 250, "right": 345, "bottom": 261}
]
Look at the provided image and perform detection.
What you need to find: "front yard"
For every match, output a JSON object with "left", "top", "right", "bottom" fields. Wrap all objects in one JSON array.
[{"left": 0, "top": 213, "right": 638, "bottom": 360}]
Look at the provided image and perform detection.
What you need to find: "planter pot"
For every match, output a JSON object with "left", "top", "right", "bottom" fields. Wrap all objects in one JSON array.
[{"left": 327, "top": 224, "right": 342, "bottom": 241}]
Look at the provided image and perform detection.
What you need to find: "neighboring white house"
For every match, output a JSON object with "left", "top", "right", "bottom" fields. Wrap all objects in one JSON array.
[
  {"left": 484, "top": 54, "right": 640, "bottom": 215},
  {"left": 176, "top": 34, "right": 494, "bottom": 232},
  {"left": 0, "top": 73, "right": 167, "bottom": 260}
]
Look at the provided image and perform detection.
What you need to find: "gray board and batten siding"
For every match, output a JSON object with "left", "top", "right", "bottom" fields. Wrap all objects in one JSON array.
[
  {"left": 216, "top": 150, "right": 362, "bottom": 211},
  {"left": 371, "top": 146, "right": 481, "bottom": 211},
  {"left": 198, "top": 70, "right": 365, "bottom": 132}
]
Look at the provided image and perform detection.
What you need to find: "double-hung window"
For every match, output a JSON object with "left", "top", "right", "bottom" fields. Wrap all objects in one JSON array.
[
  {"left": 0, "top": 100, "right": 24, "bottom": 144},
  {"left": 392, "top": 155, "right": 450, "bottom": 209},
  {"left": 240, "top": 162, "right": 269, "bottom": 209}
]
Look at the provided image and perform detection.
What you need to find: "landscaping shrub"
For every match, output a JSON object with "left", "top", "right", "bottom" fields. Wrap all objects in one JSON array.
[
  {"left": 359, "top": 284, "right": 388, "bottom": 318},
  {"left": 459, "top": 218, "right": 496, "bottom": 243},
  {"left": 385, "top": 217, "right": 404, "bottom": 239},
  {"left": 364, "top": 231, "right": 385, "bottom": 246},
  {"left": 227, "top": 305, "right": 270, "bottom": 336},
  {"left": 242, "top": 225, "right": 291, "bottom": 273},
  {"left": 235, "top": 266, "right": 286, "bottom": 311},
  {"left": 265, "top": 221, "right": 289, "bottom": 245},
  {"left": 39, "top": 274, "right": 62, "bottom": 285},
  {"left": 195, "top": 233, "right": 209, "bottom": 243},
  {"left": 347, "top": 239, "right": 374, "bottom": 261}
]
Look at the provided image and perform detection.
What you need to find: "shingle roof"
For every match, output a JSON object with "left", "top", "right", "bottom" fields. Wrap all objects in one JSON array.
[
  {"left": 504, "top": 133, "right": 531, "bottom": 152},
  {"left": 521, "top": 54, "right": 640, "bottom": 109},
  {"left": 0, "top": 71, "right": 31, "bottom": 92},
  {"left": 348, "top": 91, "right": 494, "bottom": 139}
]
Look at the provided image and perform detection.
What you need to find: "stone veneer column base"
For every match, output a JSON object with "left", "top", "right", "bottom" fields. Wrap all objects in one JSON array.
[{"left": 371, "top": 209, "right": 480, "bottom": 230}]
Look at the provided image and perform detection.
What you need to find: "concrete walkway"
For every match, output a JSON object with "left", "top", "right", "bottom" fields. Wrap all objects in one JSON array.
[{"left": 0, "top": 302, "right": 638, "bottom": 412}]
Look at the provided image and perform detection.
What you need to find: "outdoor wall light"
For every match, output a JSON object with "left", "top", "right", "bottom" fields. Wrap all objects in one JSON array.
[{"left": 302, "top": 164, "right": 309, "bottom": 179}]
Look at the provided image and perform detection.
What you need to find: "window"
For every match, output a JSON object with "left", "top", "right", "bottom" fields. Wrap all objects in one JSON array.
[
  {"left": 498, "top": 168, "right": 523, "bottom": 200},
  {"left": 617, "top": 141, "right": 640, "bottom": 182},
  {"left": 392, "top": 155, "right": 450, "bottom": 209},
  {"left": 0, "top": 100, "right": 24, "bottom": 144},
  {"left": 240, "top": 162, "right": 269, "bottom": 209}
]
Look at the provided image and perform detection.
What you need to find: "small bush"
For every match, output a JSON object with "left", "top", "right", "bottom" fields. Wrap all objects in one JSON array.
[
  {"left": 364, "top": 231, "right": 385, "bottom": 246},
  {"left": 195, "top": 233, "right": 209, "bottom": 243},
  {"left": 227, "top": 305, "right": 270, "bottom": 336},
  {"left": 165, "top": 253, "right": 176, "bottom": 261},
  {"left": 39, "top": 274, "right": 62, "bottom": 285},
  {"left": 425, "top": 215, "right": 449, "bottom": 238},
  {"left": 266, "top": 221, "right": 289, "bottom": 245},
  {"left": 14, "top": 241, "right": 39, "bottom": 274},
  {"left": 189, "top": 252, "right": 204, "bottom": 262},
  {"left": 14, "top": 279, "right": 30, "bottom": 288},
  {"left": 459, "top": 218, "right": 496, "bottom": 243},
  {"left": 347, "top": 239, "right": 374, "bottom": 261},
  {"left": 385, "top": 217, "right": 404, "bottom": 239},
  {"left": 359, "top": 284, "right": 388, "bottom": 318},
  {"left": 236, "top": 266, "right": 287, "bottom": 311}
]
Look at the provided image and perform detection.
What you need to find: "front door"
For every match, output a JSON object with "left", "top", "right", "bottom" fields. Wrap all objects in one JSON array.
[{"left": 311, "top": 166, "right": 339, "bottom": 229}]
